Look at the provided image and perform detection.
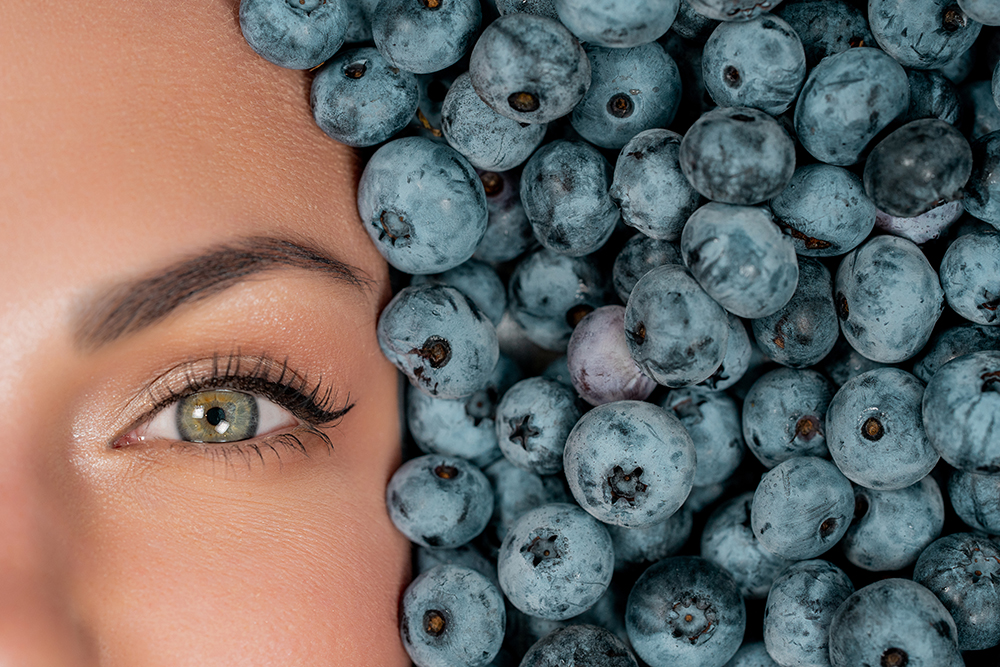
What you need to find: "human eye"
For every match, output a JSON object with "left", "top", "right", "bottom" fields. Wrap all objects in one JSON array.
[{"left": 111, "top": 351, "right": 353, "bottom": 468}]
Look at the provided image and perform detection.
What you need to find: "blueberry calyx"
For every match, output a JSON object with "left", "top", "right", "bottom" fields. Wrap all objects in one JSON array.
[
  {"left": 852, "top": 492, "right": 869, "bottom": 526},
  {"left": 880, "top": 647, "right": 908, "bottom": 667},
  {"left": 627, "top": 322, "right": 646, "bottom": 347},
  {"left": 861, "top": 416, "right": 884, "bottom": 441},
  {"left": 819, "top": 517, "right": 838, "bottom": 539},
  {"left": 777, "top": 221, "right": 833, "bottom": 250},
  {"left": 794, "top": 415, "right": 821, "bottom": 441},
  {"left": 423, "top": 609, "right": 447, "bottom": 637},
  {"left": 836, "top": 293, "right": 850, "bottom": 321},
  {"left": 464, "top": 387, "right": 498, "bottom": 426},
  {"left": 508, "top": 414, "right": 541, "bottom": 450},
  {"left": 772, "top": 316, "right": 789, "bottom": 350},
  {"left": 849, "top": 35, "right": 866, "bottom": 48},
  {"left": 523, "top": 534, "right": 561, "bottom": 567},
  {"left": 941, "top": 5, "right": 967, "bottom": 33},
  {"left": 669, "top": 597, "right": 717, "bottom": 645},
  {"left": 480, "top": 171, "right": 504, "bottom": 197},
  {"left": 343, "top": 60, "right": 367, "bottom": 79},
  {"left": 421, "top": 0, "right": 443, "bottom": 9},
  {"left": 606, "top": 93, "right": 634, "bottom": 119},
  {"left": 607, "top": 465, "right": 648, "bottom": 506},
  {"left": 434, "top": 464, "right": 460, "bottom": 479},
  {"left": 565, "top": 304, "right": 594, "bottom": 328},
  {"left": 417, "top": 336, "right": 452, "bottom": 369},
  {"left": 377, "top": 210, "right": 413, "bottom": 246},
  {"left": 981, "top": 370, "right": 1000, "bottom": 393},
  {"left": 723, "top": 66, "right": 741, "bottom": 89},
  {"left": 508, "top": 91, "right": 540, "bottom": 113}
]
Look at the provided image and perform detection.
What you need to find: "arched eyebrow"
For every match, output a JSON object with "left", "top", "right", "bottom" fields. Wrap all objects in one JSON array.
[{"left": 73, "top": 235, "right": 372, "bottom": 352}]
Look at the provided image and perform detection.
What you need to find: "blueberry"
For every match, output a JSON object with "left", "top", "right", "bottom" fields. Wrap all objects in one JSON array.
[
  {"left": 949, "top": 468, "right": 1000, "bottom": 534},
  {"left": 722, "top": 642, "right": 779, "bottom": 667},
  {"left": 685, "top": 482, "right": 727, "bottom": 513},
  {"left": 681, "top": 203, "right": 799, "bottom": 319},
  {"left": 378, "top": 284, "right": 499, "bottom": 399},
  {"left": 961, "top": 79, "right": 1000, "bottom": 140},
  {"left": 701, "top": 492, "right": 792, "bottom": 599},
  {"left": 960, "top": 0, "right": 1000, "bottom": 24},
  {"left": 495, "top": 0, "right": 559, "bottom": 18},
  {"left": 834, "top": 235, "right": 944, "bottom": 363},
  {"left": 939, "top": 226, "right": 1000, "bottom": 325},
  {"left": 410, "top": 71, "right": 454, "bottom": 141},
  {"left": 702, "top": 13, "right": 806, "bottom": 116},
  {"left": 874, "top": 199, "right": 965, "bottom": 245},
  {"left": 825, "top": 368, "right": 939, "bottom": 490},
  {"left": 519, "top": 624, "right": 639, "bottom": 667},
  {"left": 751, "top": 456, "right": 854, "bottom": 560},
  {"left": 913, "top": 532, "right": 1000, "bottom": 651},
  {"left": 495, "top": 376, "right": 582, "bottom": 475},
  {"left": 964, "top": 128, "right": 1000, "bottom": 229},
  {"left": 570, "top": 43, "right": 682, "bottom": 150},
  {"left": 863, "top": 119, "right": 973, "bottom": 218},
  {"left": 763, "top": 559, "right": 854, "bottom": 667},
  {"left": 481, "top": 457, "right": 571, "bottom": 555},
  {"left": 469, "top": 14, "right": 591, "bottom": 124},
  {"left": 411, "top": 258, "right": 508, "bottom": 327},
  {"left": 414, "top": 544, "right": 500, "bottom": 591},
  {"left": 607, "top": 508, "right": 693, "bottom": 571},
  {"left": 520, "top": 140, "right": 620, "bottom": 257},
  {"left": 768, "top": 164, "right": 876, "bottom": 257},
  {"left": 672, "top": 0, "right": 721, "bottom": 41},
  {"left": 679, "top": 107, "right": 796, "bottom": 206},
  {"left": 742, "top": 368, "right": 834, "bottom": 468},
  {"left": 440, "top": 72, "right": 547, "bottom": 172},
  {"left": 239, "top": 0, "right": 347, "bottom": 69},
  {"left": 751, "top": 257, "right": 839, "bottom": 369},
  {"left": 612, "top": 234, "right": 682, "bottom": 303},
  {"left": 343, "top": 0, "right": 373, "bottom": 42},
  {"left": 922, "top": 350, "right": 1000, "bottom": 473},
  {"left": 310, "top": 46, "right": 419, "bottom": 148},
  {"left": 794, "top": 47, "right": 909, "bottom": 166},
  {"left": 663, "top": 386, "right": 743, "bottom": 486},
  {"left": 563, "top": 400, "right": 696, "bottom": 527},
  {"left": 827, "top": 578, "right": 963, "bottom": 667},
  {"left": 567, "top": 306, "right": 656, "bottom": 407},
  {"left": 555, "top": 0, "right": 679, "bottom": 48},
  {"left": 686, "top": 0, "right": 786, "bottom": 22},
  {"left": 399, "top": 564, "right": 506, "bottom": 667},
  {"left": 821, "top": 336, "right": 888, "bottom": 388},
  {"left": 473, "top": 169, "right": 536, "bottom": 264},
  {"left": 357, "top": 136, "right": 488, "bottom": 275},
  {"left": 497, "top": 502, "right": 614, "bottom": 620},
  {"left": 371, "top": 0, "right": 482, "bottom": 74},
  {"left": 624, "top": 263, "right": 730, "bottom": 387},
  {"left": 542, "top": 355, "right": 573, "bottom": 388},
  {"left": 868, "top": 0, "right": 982, "bottom": 69},
  {"left": 840, "top": 476, "right": 945, "bottom": 571},
  {"left": 626, "top": 555, "right": 746, "bottom": 667},
  {"left": 904, "top": 68, "right": 961, "bottom": 125},
  {"left": 386, "top": 454, "right": 495, "bottom": 549},
  {"left": 775, "top": 0, "right": 874, "bottom": 69},
  {"left": 913, "top": 324, "right": 1000, "bottom": 383},
  {"left": 610, "top": 129, "right": 703, "bottom": 242}
]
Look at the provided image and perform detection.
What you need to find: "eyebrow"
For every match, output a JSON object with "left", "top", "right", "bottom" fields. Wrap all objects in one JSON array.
[{"left": 73, "top": 235, "right": 371, "bottom": 352}]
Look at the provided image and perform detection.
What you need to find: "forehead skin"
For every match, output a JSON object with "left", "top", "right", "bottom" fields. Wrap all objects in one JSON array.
[{"left": 0, "top": 2, "right": 410, "bottom": 666}]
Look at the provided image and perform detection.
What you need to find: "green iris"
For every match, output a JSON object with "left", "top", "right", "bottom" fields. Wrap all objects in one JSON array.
[{"left": 176, "top": 390, "right": 259, "bottom": 443}]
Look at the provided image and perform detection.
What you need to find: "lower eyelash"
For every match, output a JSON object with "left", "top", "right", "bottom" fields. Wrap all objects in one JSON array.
[{"left": 172, "top": 424, "right": 334, "bottom": 473}]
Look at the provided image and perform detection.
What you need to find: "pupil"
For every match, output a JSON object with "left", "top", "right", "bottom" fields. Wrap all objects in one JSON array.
[{"left": 206, "top": 407, "right": 226, "bottom": 426}]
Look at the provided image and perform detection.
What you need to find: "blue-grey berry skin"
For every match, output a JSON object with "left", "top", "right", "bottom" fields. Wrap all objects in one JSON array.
[
  {"left": 407, "top": 353, "right": 522, "bottom": 468},
  {"left": 949, "top": 469, "right": 1000, "bottom": 534},
  {"left": 913, "top": 533, "right": 1000, "bottom": 651},
  {"left": 416, "top": 544, "right": 500, "bottom": 591},
  {"left": 310, "top": 46, "right": 419, "bottom": 148},
  {"left": 679, "top": 107, "right": 796, "bottom": 206},
  {"left": 940, "top": 227, "right": 1000, "bottom": 325},
  {"left": 904, "top": 68, "right": 961, "bottom": 125},
  {"left": 567, "top": 306, "right": 657, "bottom": 406},
  {"left": 752, "top": 258, "right": 838, "bottom": 369},
  {"left": 763, "top": 559, "right": 854, "bottom": 667},
  {"left": 868, "top": 0, "right": 982, "bottom": 70},
  {"left": 412, "top": 258, "right": 508, "bottom": 327},
  {"left": 239, "top": 0, "right": 347, "bottom": 70},
  {"left": 826, "top": 368, "right": 938, "bottom": 490},
  {"left": 923, "top": 350, "right": 1000, "bottom": 473},
  {"left": 687, "top": 0, "right": 785, "bottom": 22},
  {"left": 863, "top": 119, "right": 973, "bottom": 218},
  {"left": 624, "top": 264, "right": 731, "bottom": 387},
  {"left": 519, "top": 624, "right": 639, "bottom": 667},
  {"left": 520, "top": 140, "right": 620, "bottom": 257},
  {"left": 555, "top": 0, "right": 679, "bottom": 48},
  {"left": 828, "top": 578, "right": 963, "bottom": 667},
  {"left": 542, "top": 355, "right": 573, "bottom": 388},
  {"left": 698, "top": 313, "right": 752, "bottom": 392},
  {"left": 387, "top": 454, "right": 495, "bottom": 549},
  {"left": 496, "top": 377, "right": 582, "bottom": 475},
  {"left": 371, "top": 0, "right": 481, "bottom": 74},
  {"left": 841, "top": 476, "right": 945, "bottom": 571},
  {"left": 626, "top": 556, "right": 746, "bottom": 667},
  {"left": 563, "top": 400, "right": 697, "bottom": 528},
  {"left": 874, "top": 199, "right": 965, "bottom": 245},
  {"left": 358, "top": 137, "right": 488, "bottom": 275},
  {"left": 682, "top": 203, "right": 799, "bottom": 319},
  {"left": 775, "top": 0, "right": 873, "bottom": 69},
  {"left": 379, "top": 284, "right": 499, "bottom": 399},
  {"left": 612, "top": 234, "right": 682, "bottom": 303},
  {"left": 960, "top": 0, "right": 1000, "bottom": 24},
  {"left": 611, "top": 130, "right": 703, "bottom": 242},
  {"left": 751, "top": 456, "right": 854, "bottom": 560},
  {"left": 498, "top": 503, "right": 614, "bottom": 620},
  {"left": 961, "top": 80, "right": 1000, "bottom": 141},
  {"left": 410, "top": 71, "right": 454, "bottom": 142},
  {"left": 570, "top": 43, "right": 682, "bottom": 150},
  {"left": 723, "top": 642, "right": 778, "bottom": 667},
  {"left": 508, "top": 248, "right": 611, "bottom": 352},
  {"left": 768, "top": 164, "right": 876, "bottom": 258},
  {"left": 821, "top": 337, "right": 887, "bottom": 388},
  {"left": 607, "top": 508, "right": 693, "bottom": 571},
  {"left": 469, "top": 14, "right": 591, "bottom": 124},
  {"left": 685, "top": 482, "right": 727, "bottom": 513},
  {"left": 834, "top": 235, "right": 944, "bottom": 364},
  {"left": 495, "top": 0, "right": 558, "bottom": 18},
  {"left": 939, "top": 45, "right": 974, "bottom": 84},
  {"left": 914, "top": 324, "right": 1000, "bottom": 383},
  {"left": 965, "top": 129, "right": 1000, "bottom": 229},
  {"left": 400, "top": 564, "right": 506, "bottom": 667},
  {"left": 440, "top": 73, "right": 547, "bottom": 173},
  {"left": 474, "top": 170, "right": 536, "bottom": 264},
  {"left": 663, "top": 387, "right": 743, "bottom": 486},
  {"left": 702, "top": 14, "right": 806, "bottom": 116},
  {"left": 701, "top": 493, "right": 792, "bottom": 599},
  {"left": 794, "top": 47, "right": 909, "bottom": 166},
  {"left": 343, "top": 0, "right": 373, "bottom": 42},
  {"left": 742, "top": 368, "right": 833, "bottom": 468},
  {"left": 673, "top": 0, "right": 721, "bottom": 40},
  {"left": 482, "top": 457, "right": 571, "bottom": 555}
]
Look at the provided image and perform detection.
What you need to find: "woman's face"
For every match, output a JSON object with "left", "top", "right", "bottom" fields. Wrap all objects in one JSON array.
[{"left": 0, "top": 2, "right": 410, "bottom": 665}]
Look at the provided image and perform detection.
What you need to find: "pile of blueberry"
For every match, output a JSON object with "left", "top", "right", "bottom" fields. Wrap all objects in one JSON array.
[{"left": 240, "top": 0, "right": 1000, "bottom": 665}]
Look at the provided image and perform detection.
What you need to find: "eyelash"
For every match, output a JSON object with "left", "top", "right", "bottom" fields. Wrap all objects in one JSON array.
[{"left": 119, "top": 350, "right": 354, "bottom": 467}]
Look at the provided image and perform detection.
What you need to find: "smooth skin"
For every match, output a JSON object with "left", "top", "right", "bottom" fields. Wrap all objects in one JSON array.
[{"left": 0, "top": 1, "right": 410, "bottom": 666}]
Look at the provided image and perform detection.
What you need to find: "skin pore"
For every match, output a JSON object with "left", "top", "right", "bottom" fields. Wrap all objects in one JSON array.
[{"left": 0, "top": 2, "right": 410, "bottom": 665}]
